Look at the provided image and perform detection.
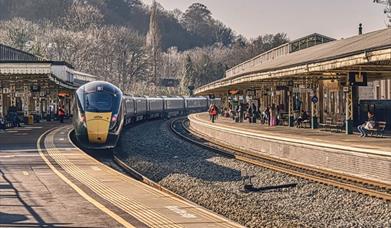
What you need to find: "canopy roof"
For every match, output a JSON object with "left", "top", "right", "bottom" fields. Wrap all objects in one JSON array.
[{"left": 195, "top": 28, "right": 391, "bottom": 95}]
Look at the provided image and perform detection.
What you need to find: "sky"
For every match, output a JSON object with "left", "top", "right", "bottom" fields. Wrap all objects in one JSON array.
[{"left": 142, "top": 0, "right": 387, "bottom": 40}]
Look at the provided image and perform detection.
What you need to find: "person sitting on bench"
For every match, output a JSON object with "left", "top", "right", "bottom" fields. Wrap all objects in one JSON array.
[
  {"left": 0, "top": 114, "right": 5, "bottom": 131},
  {"left": 357, "top": 111, "right": 375, "bottom": 137},
  {"left": 296, "top": 110, "right": 308, "bottom": 127}
]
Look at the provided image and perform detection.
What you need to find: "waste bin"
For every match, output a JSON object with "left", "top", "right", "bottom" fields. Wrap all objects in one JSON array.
[{"left": 28, "top": 115, "right": 34, "bottom": 125}]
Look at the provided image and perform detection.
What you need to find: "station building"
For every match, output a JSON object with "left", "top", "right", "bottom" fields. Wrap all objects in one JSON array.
[
  {"left": 0, "top": 44, "right": 96, "bottom": 121},
  {"left": 195, "top": 28, "right": 391, "bottom": 133}
]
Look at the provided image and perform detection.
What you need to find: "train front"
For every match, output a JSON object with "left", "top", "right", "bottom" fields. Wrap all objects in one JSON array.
[{"left": 73, "top": 81, "right": 124, "bottom": 149}]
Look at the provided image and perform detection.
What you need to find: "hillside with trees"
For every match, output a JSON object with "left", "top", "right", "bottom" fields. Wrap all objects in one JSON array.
[{"left": 0, "top": 0, "right": 289, "bottom": 95}]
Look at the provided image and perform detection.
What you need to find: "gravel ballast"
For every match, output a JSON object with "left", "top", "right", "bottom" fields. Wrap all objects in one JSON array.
[{"left": 116, "top": 120, "right": 391, "bottom": 227}]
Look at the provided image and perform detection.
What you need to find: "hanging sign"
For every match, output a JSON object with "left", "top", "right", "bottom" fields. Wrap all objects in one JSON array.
[
  {"left": 228, "top": 89, "right": 240, "bottom": 95},
  {"left": 348, "top": 72, "right": 367, "bottom": 86},
  {"left": 311, "top": 96, "right": 319, "bottom": 104}
]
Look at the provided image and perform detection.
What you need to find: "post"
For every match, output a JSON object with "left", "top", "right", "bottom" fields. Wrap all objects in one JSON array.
[
  {"left": 311, "top": 87, "right": 318, "bottom": 129},
  {"left": 345, "top": 86, "right": 353, "bottom": 134},
  {"left": 288, "top": 90, "right": 294, "bottom": 127},
  {"left": 311, "top": 101, "right": 318, "bottom": 129}
]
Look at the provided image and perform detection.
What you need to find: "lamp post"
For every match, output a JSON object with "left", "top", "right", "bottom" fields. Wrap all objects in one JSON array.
[{"left": 188, "top": 85, "right": 195, "bottom": 97}]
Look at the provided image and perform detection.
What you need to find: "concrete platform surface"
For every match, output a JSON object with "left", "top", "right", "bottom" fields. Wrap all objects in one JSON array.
[
  {"left": 189, "top": 113, "right": 391, "bottom": 185},
  {"left": 0, "top": 122, "right": 240, "bottom": 227}
]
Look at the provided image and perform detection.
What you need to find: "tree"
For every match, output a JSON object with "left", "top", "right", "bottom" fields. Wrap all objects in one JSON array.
[
  {"left": 146, "top": 0, "right": 161, "bottom": 85},
  {"left": 181, "top": 55, "right": 195, "bottom": 93},
  {"left": 181, "top": 3, "right": 214, "bottom": 44},
  {"left": 1, "top": 18, "right": 38, "bottom": 50},
  {"left": 112, "top": 27, "right": 148, "bottom": 92},
  {"left": 63, "top": 0, "right": 103, "bottom": 31}
]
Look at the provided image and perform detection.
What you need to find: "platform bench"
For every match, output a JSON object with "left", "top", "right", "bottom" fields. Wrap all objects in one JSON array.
[{"left": 367, "top": 121, "right": 387, "bottom": 137}]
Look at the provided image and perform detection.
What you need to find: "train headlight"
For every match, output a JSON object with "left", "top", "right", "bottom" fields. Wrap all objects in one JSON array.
[
  {"left": 79, "top": 113, "right": 86, "bottom": 123},
  {"left": 110, "top": 114, "right": 118, "bottom": 130},
  {"left": 111, "top": 114, "right": 118, "bottom": 122},
  {"left": 79, "top": 113, "right": 87, "bottom": 127}
]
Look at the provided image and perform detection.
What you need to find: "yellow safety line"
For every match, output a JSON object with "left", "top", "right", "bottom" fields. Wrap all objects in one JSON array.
[
  {"left": 44, "top": 128, "right": 182, "bottom": 228},
  {"left": 65, "top": 125, "right": 241, "bottom": 228},
  {"left": 36, "top": 128, "right": 135, "bottom": 228}
]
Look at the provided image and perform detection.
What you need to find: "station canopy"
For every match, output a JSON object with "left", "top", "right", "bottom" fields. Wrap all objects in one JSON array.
[
  {"left": 0, "top": 43, "right": 96, "bottom": 89},
  {"left": 195, "top": 28, "right": 391, "bottom": 95}
]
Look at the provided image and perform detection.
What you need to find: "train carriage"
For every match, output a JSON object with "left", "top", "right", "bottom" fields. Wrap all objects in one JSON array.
[
  {"left": 185, "top": 97, "right": 208, "bottom": 113},
  {"left": 73, "top": 81, "right": 217, "bottom": 149},
  {"left": 146, "top": 97, "right": 164, "bottom": 119},
  {"left": 163, "top": 97, "right": 185, "bottom": 118}
]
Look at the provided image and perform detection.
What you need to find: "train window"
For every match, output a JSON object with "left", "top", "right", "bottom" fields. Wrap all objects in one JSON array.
[{"left": 85, "top": 93, "right": 116, "bottom": 112}]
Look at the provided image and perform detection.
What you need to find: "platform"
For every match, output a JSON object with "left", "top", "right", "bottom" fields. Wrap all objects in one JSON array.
[
  {"left": 0, "top": 122, "right": 240, "bottom": 227},
  {"left": 189, "top": 113, "right": 391, "bottom": 185}
]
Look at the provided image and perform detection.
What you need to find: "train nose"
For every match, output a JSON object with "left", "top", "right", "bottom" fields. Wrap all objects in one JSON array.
[{"left": 85, "top": 112, "right": 112, "bottom": 144}]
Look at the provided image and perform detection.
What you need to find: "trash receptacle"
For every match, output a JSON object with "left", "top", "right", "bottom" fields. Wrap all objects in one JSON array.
[{"left": 28, "top": 115, "right": 34, "bottom": 125}]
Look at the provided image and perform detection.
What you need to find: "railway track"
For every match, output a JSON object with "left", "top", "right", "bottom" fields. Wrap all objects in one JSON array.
[{"left": 170, "top": 117, "right": 391, "bottom": 201}]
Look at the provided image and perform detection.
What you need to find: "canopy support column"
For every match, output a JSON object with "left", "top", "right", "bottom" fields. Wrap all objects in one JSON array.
[
  {"left": 288, "top": 90, "right": 294, "bottom": 127},
  {"left": 345, "top": 86, "right": 353, "bottom": 134}
]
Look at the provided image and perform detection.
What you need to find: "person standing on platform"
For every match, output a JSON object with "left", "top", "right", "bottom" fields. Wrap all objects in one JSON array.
[
  {"left": 246, "top": 105, "right": 253, "bottom": 123},
  {"left": 208, "top": 104, "right": 213, "bottom": 121},
  {"left": 209, "top": 104, "right": 217, "bottom": 123},
  {"left": 251, "top": 103, "right": 257, "bottom": 123},
  {"left": 0, "top": 114, "right": 5, "bottom": 131},
  {"left": 239, "top": 104, "right": 244, "bottom": 123},
  {"left": 263, "top": 107, "right": 270, "bottom": 125},
  {"left": 270, "top": 104, "right": 277, "bottom": 126},
  {"left": 58, "top": 105, "right": 65, "bottom": 123}
]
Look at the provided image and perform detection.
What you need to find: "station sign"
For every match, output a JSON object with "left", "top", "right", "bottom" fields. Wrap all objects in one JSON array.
[
  {"left": 160, "top": 79, "right": 180, "bottom": 87},
  {"left": 348, "top": 72, "right": 367, "bottom": 86},
  {"left": 228, "top": 89, "right": 241, "bottom": 95},
  {"left": 30, "top": 85, "right": 41, "bottom": 92},
  {"left": 311, "top": 96, "right": 319, "bottom": 104}
]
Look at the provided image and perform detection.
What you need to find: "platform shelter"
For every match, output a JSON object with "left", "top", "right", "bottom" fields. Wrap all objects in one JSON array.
[
  {"left": 0, "top": 44, "right": 96, "bottom": 121},
  {"left": 195, "top": 28, "right": 391, "bottom": 134}
]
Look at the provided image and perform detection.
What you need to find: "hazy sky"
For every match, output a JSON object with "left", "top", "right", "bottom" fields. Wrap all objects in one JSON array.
[{"left": 143, "top": 0, "right": 387, "bottom": 40}]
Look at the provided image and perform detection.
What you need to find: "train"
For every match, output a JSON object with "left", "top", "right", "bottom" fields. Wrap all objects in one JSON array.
[{"left": 73, "top": 81, "right": 221, "bottom": 149}]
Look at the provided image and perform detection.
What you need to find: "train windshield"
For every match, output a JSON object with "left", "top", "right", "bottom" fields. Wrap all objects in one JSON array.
[{"left": 84, "top": 92, "right": 120, "bottom": 113}]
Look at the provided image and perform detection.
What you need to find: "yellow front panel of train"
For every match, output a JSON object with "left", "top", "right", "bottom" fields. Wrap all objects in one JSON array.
[{"left": 85, "top": 112, "right": 111, "bottom": 144}]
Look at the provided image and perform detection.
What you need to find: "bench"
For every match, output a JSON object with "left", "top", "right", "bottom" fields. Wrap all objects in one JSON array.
[
  {"left": 279, "top": 113, "right": 290, "bottom": 126},
  {"left": 367, "top": 121, "right": 387, "bottom": 137},
  {"left": 301, "top": 119, "right": 311, "bottom": 128},
  {"left": 0, "top": 120, "right": 13, "bottom": 130}
]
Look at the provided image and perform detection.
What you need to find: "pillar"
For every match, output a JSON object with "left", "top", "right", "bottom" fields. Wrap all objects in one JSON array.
[
  {"left": 288, "top": 90, "right": 294, "bottom": 127},
  {"left": 345, "top": 86, "right": 353, "bottom": 134},
  {"left": 311, "top": 85, "right": 319, "bottom": 129},
  {"left": 311, "top": 98, "right": 318, "bottom": 129}
]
